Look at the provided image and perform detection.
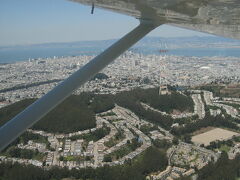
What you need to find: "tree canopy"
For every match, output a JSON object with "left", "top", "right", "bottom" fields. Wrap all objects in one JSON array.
[{"left": 0, "top": 146, "right": 168, "bottom": 180}]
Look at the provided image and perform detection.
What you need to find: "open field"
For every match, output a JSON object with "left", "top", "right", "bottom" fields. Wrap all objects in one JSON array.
[
  {"left": 192, "top": 126, "right": 216, "bottom": 136},
  {"left": 220, "top": 85, "right": 240, "bottom": 98},
  {"left": 196, "top": 83, "right": 240, "bottom": 97},
  {"left": 192, "top": 128, "right": 239, "bottom": 146}
]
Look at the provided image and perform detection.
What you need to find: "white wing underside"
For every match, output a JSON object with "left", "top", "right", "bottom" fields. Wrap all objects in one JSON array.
[{"left": 71, "top": 0, "right": 240, "bottom": 40}]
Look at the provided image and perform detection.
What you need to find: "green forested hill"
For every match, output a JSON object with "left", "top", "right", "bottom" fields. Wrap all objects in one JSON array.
[
  {"left": 0, "top": 93, "right": 115, "bottom": 134},
  {"left": 0, "top": 88, "right": 193, "bottom": 133},
  {"left": 0, "top": 98, "right": 35, "bottom": 128},
  {"left": 130, "top": 88, "right": 194, "bottom": 113},
  {"left": 114, "top": 88, "right": 194, "bottom": 130}
]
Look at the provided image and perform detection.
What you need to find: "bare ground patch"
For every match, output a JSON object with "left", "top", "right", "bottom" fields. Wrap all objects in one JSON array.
[{"left": 192, "top": 128, "right": 239, "bottom": 146}]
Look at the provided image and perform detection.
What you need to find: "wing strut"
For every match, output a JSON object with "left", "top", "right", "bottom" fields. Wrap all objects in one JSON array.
[{"left": 0, "top": 20, "right": 158, "bottom": 151}]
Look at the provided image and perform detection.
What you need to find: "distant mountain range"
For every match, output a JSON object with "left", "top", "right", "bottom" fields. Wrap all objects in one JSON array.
[
  {"left": 0, "top": 36, "right": 240, "bottom": 63},
  {"left": 1, "top": 36, "right": 240, "bottom": 50}
]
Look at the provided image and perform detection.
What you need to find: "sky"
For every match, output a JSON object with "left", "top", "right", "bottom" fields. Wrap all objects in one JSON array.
[{"left": 0, "top": 0, "right": 211, "bottom": 46}]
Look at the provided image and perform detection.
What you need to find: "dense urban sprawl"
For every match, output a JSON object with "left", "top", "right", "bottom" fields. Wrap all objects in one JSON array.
[{"left": 0, "top": 53, "right": 240, "bottom": 180}]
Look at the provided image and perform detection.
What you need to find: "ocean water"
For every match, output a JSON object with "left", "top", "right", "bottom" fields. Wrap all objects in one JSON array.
[
  {"left": 0, "top": 46, "right": 240, "bottom": 64},
  {"left": 0, "top": 46, "right": 103, "bottom": 63},
  {"left": 136, "top": 47, "right": 240, "bottom": 57}
]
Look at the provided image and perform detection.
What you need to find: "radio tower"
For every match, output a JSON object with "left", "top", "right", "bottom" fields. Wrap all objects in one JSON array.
[{"left": 158, "top": 41, "right": 169, "bottom": 95}]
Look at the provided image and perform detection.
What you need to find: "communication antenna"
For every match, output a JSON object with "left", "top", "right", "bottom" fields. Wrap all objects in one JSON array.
[{"left": 158, "top": 57, "right": 165, "bottom": 95}]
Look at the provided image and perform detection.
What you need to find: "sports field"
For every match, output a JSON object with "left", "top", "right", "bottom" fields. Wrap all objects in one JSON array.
[{"left": 191, "top": 128, "right": 239, "bottom": 146}]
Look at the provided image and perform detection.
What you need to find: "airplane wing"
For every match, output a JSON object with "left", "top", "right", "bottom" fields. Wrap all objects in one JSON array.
[
  {"left": 1, "top": 0, "right": 239, "bottom": 151},
  {"left": 71, "top": 0, "right": 240, "bottom": 40}
]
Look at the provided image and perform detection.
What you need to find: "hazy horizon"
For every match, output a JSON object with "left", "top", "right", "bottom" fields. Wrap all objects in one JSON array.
[
  {"left": 1, "top": 0, "right": 213, "bottom": 47},
  {"left": 0, "top": 35, "right": 226, "bottom": 48}
]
